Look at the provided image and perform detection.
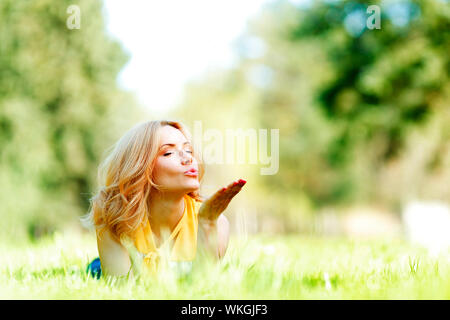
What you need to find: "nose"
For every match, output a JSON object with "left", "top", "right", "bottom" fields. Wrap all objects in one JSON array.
[{"left": 179, "top": 150, "right": 192, "bottom": 165}]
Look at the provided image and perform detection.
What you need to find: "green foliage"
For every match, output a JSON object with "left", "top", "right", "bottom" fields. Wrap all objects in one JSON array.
[
  {"left": 258, "top": 0, "right": 450, "bottom": 206},
  {"left": 174, "top": 0, "right": 450, "bottom": 214},
  {"left": 0, "top": 0, "right": 147, "bottom": 243}
]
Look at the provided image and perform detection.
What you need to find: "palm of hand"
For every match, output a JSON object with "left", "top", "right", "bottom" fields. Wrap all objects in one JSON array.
[{"left": 198, "top": 179, "right": 247, "bottom": 222}]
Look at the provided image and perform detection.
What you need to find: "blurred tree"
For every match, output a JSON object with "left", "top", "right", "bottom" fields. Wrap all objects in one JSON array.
[
  {"left": 283, "top": 0, "right": 450, "bottom": 206},
  {"left": 173, "top": 0, "right": 450, "bottom": 230},
  {"left": 0, "top": 0, "right": 147, "bottom": 243},
  {"left": 240, "top": 0, "right": 450, "bottom": 209}
]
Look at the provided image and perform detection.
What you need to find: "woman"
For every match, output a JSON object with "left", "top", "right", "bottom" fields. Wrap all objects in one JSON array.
[{"left": 83, "top": 120, "right": 246, "bottom": 279}]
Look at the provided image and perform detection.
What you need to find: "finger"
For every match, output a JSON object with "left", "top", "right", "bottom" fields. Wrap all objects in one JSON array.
[
  {"left": 214, "top": 184, "right": 239, "bottom": 207},
  {"left": 224, "top": 179, "right": 242, "bottom": 190},
  {"left": 224, "top": 179, "right": 246, "bottom": 199},
  {"left": 218, "top": 188, "right": 241, "bottom": 213},
  {"left": 223, "top": 179, "right": 246, "bottom": 195},
  {"left": 207, "top": 188, "right": 238, "bottom": 218},
  {"left": 211, "top": 182, "right": 237, "bottom": 202},
  {"left": 209, "top": 179, "right": 247, "bottom": 212},
  {"left": 219, "top": 180, "right": 246, "bottom": 210},
  {"left": 209, "top": 186, "right": 227, "bottom": 203}
]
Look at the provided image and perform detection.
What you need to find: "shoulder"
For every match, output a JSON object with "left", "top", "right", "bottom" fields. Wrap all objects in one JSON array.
[{"left": 96, "top": 228, "right": 129, "bottom": 256}]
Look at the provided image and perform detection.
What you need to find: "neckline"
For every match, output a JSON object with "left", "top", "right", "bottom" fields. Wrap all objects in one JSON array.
[{"left": 151, "top": 195, "right": 187, "bottom": 249}]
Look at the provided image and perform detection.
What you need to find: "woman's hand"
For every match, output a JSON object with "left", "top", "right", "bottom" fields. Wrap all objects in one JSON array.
[{"left": 198, "top": 179, "right": 247, "bottom": 222}]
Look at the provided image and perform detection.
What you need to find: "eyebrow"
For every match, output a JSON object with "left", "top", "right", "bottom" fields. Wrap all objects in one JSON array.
[{"left": 159, "top": 141, "right": 191, "bottom": 150}]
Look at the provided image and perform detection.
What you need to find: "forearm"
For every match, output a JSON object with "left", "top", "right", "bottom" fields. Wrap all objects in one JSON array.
[{"left": 198, "top": 214, "right": 230, "bottom": 259}]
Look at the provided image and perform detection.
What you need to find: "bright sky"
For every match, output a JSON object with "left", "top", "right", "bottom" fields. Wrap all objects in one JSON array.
[{"left": 102, "top": 0, "right": 273, "bottom": 117}]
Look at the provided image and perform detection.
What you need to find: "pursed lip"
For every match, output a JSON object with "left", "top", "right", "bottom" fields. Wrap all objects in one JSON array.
[{"left": 184, "top": 168, "right": 198, "bottom": 176}]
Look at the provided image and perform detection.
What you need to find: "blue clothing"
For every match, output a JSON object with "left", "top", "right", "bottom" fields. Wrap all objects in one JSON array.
[{"left": 86, "top": 257, "right": 102, "bottom": 279}]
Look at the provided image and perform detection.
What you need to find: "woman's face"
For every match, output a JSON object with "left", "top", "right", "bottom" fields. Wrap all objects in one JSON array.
[{"left": 152, "top": 125, "right": 200, "bottom": 194}]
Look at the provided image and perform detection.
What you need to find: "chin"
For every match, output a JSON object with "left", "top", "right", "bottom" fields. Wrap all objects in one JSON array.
[
  {"left": 184, "top": 181, "right": 200, "bottom": 193},
  {"left": 187, "top": 183, "right": 200, "bottom": 192}
]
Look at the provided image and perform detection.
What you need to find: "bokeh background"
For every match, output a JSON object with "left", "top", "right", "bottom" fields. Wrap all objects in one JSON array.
[{"left": 1, "top": 0, "right": 449, "bottom": 257}]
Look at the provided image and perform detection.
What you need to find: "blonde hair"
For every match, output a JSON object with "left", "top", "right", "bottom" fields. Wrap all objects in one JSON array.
[{"left": 81, "top": 120, "right": 204, "bottom": 243}]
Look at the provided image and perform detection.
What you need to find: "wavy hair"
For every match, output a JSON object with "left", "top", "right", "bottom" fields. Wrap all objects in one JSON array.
[{"left": 81, "top": 120, "right": 204, "bottom": 243}]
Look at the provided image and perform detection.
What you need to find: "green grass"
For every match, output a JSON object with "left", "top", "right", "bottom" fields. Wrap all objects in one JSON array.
[{"left": 1, "top": 231, "right": 449, "bottom": 299}]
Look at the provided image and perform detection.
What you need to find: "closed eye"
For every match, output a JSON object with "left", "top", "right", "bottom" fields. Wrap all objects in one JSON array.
[{"left": 163, "top": 150, "right": 192, "bottom": 156}]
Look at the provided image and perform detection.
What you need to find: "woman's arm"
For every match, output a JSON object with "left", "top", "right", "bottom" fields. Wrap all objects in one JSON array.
[
  {"left": 217, "top": 214, "right": 230, "bottom": 258},
  {"left": 198, "top": 179, "right": 245, "bottom": 259},
  {"left": 96, "top": 228, "right": 134, "bottom": 278},
  {"left": 198, "top": 213, "right": 230, "bottom": 259}
]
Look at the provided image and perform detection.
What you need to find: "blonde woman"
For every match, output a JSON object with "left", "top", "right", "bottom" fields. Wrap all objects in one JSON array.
[{"left": 83, "top": 120, "right": 246, "bottom": 279}]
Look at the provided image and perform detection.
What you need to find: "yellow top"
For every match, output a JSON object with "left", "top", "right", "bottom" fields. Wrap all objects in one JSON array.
[{"left": 120, "top": 194, "right": 201, "bottom": 276}]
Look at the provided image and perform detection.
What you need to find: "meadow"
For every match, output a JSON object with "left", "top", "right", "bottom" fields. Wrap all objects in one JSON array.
[{"left": 1, "top": 231, "right": 449, "bottom": 300}]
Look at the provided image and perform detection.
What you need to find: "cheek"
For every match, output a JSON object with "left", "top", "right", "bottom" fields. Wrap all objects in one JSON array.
[{"left": 153, "top": 157, "right": 178, "bottom": 182}]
